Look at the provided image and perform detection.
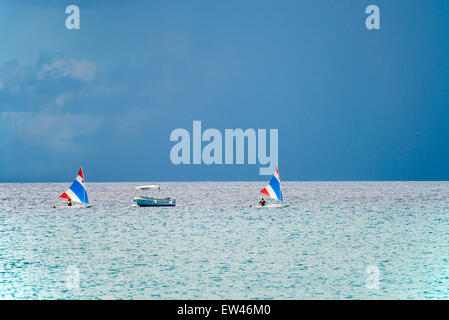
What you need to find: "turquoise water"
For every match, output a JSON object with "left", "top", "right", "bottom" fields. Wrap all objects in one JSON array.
[{"left": 1, "top": 181, "right": 449, "bottom": 299}]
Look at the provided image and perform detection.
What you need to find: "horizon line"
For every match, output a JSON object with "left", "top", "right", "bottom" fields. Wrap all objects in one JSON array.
[{"left": 1, "top": 180, "right": 449, "bottom": 184}]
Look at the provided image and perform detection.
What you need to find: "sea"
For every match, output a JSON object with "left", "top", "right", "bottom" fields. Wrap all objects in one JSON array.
[{"left": 1, "top": 181, "right": 449, "bottom": 299}]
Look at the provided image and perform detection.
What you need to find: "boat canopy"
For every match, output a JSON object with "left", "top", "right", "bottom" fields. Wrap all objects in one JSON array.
[{"left": 136, "top": 185, "right": 161, "bottom": 190}]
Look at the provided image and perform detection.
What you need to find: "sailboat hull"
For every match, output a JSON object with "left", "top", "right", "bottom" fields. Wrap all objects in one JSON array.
[
  {"left": 250, "top": 204, "right": 289, "bottom": 208},
  {"left": 53, "top": 204, "right": 93, "bottom": 208}
]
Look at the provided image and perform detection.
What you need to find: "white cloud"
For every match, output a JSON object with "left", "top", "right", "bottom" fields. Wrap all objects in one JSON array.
[
  {"left": 55, "top": 93, "right": 71, "bottom": 107},
  {"left": 2, "top": 111, "right": 102, "bottom": 153},
  {"left": 39, "top": 58, "right": 97, "bottom": 82},
  {"left": 0, "top": 60, "right": 33, "bottom": 94}
]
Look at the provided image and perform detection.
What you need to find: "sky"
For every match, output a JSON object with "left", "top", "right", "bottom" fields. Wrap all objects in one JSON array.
[{"left": 1, "top": 0, "right": 449, "bottom": 182}]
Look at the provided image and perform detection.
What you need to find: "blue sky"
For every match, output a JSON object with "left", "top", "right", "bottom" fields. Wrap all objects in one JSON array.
[{"left": 1, "top": 0, "right": 449, "bottom": 182}]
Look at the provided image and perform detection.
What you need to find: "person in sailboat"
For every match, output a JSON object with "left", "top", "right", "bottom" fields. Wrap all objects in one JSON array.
[
  {"left": 67, "top": 199, "right": 72, "bottom": 207},
  {"left": 259, "top": 198, "right": 266, "bottom": 206}
]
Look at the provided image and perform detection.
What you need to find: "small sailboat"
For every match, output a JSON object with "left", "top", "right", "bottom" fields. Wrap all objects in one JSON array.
[
  {"left": 53, "top": 168, "right": 92, "bottom": 208},
  {"left": 251, "top": 165, "right": 288, "bottom": 208},
  {"left": 133, "top": 185, "right": 176, "bottom": 207}
]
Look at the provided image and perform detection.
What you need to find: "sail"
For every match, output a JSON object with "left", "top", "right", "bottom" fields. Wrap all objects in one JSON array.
[
  {"left": 59, "top": 168, "right": 89, "bottom": 204},
  {"left": 260, "top": 165, "right": 283, "bottom": 201}
]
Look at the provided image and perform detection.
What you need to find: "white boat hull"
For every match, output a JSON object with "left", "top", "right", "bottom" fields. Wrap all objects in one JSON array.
[
  {"left": 53, "top": 204, "right": 93, "bottom": 208},
  {"left": 250, "top": 204, "right": 289, "bottom": 208}
]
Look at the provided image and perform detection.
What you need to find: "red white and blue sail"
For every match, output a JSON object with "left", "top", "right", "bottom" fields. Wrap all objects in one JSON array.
[
  {"left": 260, "top": 165, "right": 283, "bottom": 201},
  {"left": 59, "top": 168, "right": 89, "bottom": 204}
]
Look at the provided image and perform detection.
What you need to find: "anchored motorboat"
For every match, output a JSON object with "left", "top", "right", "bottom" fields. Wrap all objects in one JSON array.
[{"left": 132, "top": 185, "right": 176, "bottom": 207}]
